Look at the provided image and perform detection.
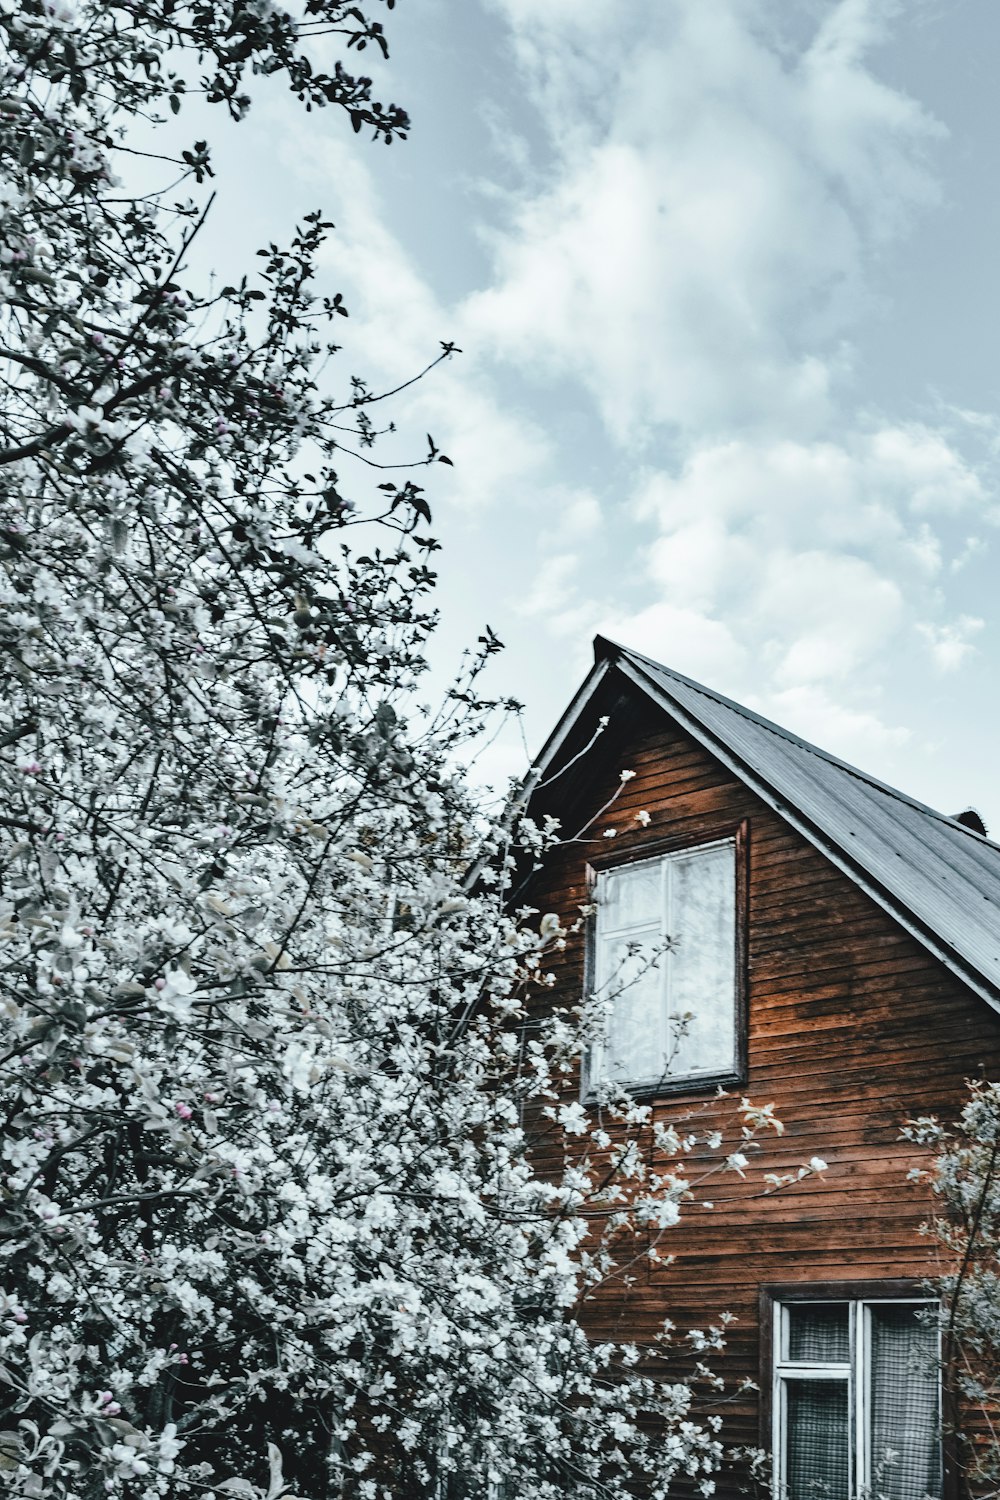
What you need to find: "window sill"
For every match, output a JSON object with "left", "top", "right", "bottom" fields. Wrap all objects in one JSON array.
[{"left": 582, "top": 1065, "right": 747, "bottom": 1106}]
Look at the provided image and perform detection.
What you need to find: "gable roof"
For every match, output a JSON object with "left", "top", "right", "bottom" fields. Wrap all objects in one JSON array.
[{"left": 532, "top": 635, "right": 1000, "bottom": 1012}]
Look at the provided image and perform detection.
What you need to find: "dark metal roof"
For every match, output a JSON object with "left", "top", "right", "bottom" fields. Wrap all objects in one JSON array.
[{"left": 536, "top": 636, "right": 1000, "bottom": 1011}]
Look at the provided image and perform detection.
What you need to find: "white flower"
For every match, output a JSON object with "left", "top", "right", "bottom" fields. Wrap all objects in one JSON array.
[
  {"left": 557, "top": 1102, "right": 589, "bottom": 1136},
  {"left": 153, "top": 968, "right": 197, "bottom": 1022},
  {"left": 282, "top": 1038, "right": 316, "bottom": 1092},
  {"left": 156, "top": 1423, "right": 184, "bottom": 1474},
  {"left": 109, "top": 1442, "right": 150, "bottom": 1478}
]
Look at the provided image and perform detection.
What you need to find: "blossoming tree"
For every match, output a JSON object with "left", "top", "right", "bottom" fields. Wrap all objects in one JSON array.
[
  {"left": 908, "top": 1083, "right": 1000, "bottom": 1495},
  {"left": 0, "top": 4, "right": 795, "bottom": 1496}
]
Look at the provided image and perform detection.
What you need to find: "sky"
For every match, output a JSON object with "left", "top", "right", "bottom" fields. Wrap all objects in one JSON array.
[{"left": 197, "top": 0, "right": 1000, "bottom": 825}]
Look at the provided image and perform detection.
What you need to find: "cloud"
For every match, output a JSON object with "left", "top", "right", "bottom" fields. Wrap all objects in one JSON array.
[
  {"left": 868, "top": 426, "right": 986, "bottom": 514},
  {"left": 916, "top": 616, "right": 985, "bottom": 673},
  {"left": 515, "top": 553, "right": 579, "bottom": 617},
  {"left": 597, "top": 600, "right": 750, "bottom": 688},
  {"left": 469, "top": 0, "right": 941, "bottom": 438},
  {"left": 605, "top": 422, "right": 991, "bottom": 753},
  {"left": 754, "top": 682, "right": 911, "bottom": 763},
  {"left": 636, "top": 425, "right": 984, "bottom": 554},
  {"left": 756, "top": 549, "right": 903, "bottom": 686},
  {"left": 632, "top": 423, "right": 985, "bottom": 617}
]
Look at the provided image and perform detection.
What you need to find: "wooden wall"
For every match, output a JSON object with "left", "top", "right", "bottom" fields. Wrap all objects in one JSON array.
[{"left": 528, "top": 687, "right": 1000, "bottom": 1493}]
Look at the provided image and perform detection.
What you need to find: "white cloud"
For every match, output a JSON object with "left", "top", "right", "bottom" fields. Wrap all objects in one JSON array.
[
  {"left": 637, "top": 426, "right": 984, "bottom": 538},
  {"left": 632, "top": 425, "right": 985, "bottom": 625},
  {"left": 596, "top": 600, "right": 750, "bottom": 691},
  {"left": 557, "top": 489, "right": 603, "bottom": 537},
  {"left": 755, "top": 549, "right": 903, "bottom": 686},
  {"left": 904, "top": 523, "right": 942, "bottom": 575},
  {"left": 515, "top": 553, "right": 579, "bottom": 617},
  {"left": 606, "top": 422, "right": 990, "bottom": 751},
  {"left": 916, "top": 616, "right": 985, "bottom": 673},
  {"left": 468, "top": 0, "right": 941, "bottom": 438},
  {"left": 950, "top": 536, "right": 986, "bottom": 573},
  {"left": 868, "top": 426, "right": 985, "bottom": 513},
  {"left": 752, "top": 682, "right": 911, "bottom": 764}
]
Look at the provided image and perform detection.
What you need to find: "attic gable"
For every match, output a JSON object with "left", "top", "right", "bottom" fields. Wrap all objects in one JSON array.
[{"left": 530, "top": 636, "right": 1000, "bottom": 1013}]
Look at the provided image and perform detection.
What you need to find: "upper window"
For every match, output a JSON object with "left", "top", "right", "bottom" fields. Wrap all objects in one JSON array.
[
  {"left": 587, "top": 836, "right": 739, "bottom": 1094},
  {"left": 772, "top": 1296, "right": 941, "bottom": 1500}
]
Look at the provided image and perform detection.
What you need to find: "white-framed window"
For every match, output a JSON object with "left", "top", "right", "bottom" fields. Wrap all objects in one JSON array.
[
  {"left": 586, "top": 835, "right": 739, "bottom": 1093},
  {"left": 772, "top": 1297, "right": 941, "bottom": 1500}
]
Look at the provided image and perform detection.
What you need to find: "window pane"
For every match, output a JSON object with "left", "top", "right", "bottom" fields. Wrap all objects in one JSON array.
[
  {"left": 869, "top": 1305, "right": 941, "bottom": 1500},
  {"left": 597, "top": 933, "right": 667, "bottom": 1086},
  {"left": 668, "top": 842, "right": 736, "bottom": 1075},
  {"left": 786, "top": 1379, "right": 850, "bottom": 1500},
  {"left": 788, "top": 1304, "right": 850, "bottom": 1364},
  {"left": 598, "top": 858, "right": 662, "bottom": 932}
]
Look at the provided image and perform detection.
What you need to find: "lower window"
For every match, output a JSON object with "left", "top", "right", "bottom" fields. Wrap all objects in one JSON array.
[{"left": 771, "top": 1295, "right": 941, "bottom": 1500}]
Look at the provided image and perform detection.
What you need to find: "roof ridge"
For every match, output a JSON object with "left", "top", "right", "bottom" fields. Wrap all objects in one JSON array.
[{"left": 609, "top": 638, "right": 995, "bottom": 845}]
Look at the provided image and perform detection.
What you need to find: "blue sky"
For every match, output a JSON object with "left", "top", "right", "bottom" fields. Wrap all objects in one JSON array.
[{"left": 201, "top": 0, "right": 1000, "bottom": 824}]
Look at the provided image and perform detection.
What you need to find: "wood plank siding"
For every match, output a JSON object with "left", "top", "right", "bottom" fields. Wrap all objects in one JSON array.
[{"left": 528, "top": 689, "right": 1000, "bottom": 1494}]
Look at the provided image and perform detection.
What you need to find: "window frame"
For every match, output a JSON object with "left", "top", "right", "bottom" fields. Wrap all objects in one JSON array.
[
  {"left": 582, "top": 819, "right": 749, "bottom": 1101},
  {"left": 760, "top": 1281, "right": 948, "bottom": 1500}
]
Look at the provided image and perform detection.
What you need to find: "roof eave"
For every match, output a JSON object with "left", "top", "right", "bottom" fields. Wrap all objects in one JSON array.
[{"left": 527, "top": 653, "right": 615, "bottom": 790}]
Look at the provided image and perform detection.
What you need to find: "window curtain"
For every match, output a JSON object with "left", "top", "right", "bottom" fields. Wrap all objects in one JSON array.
[
  {"left": 869, "top": 1305, "right": 941, "bottom": 1500},
  {"left": 786, "top": 1379, "right": 851, "bottom": 1500},
  {"left": 668, "top": 842, "right": 736, "bottom": 1076}
]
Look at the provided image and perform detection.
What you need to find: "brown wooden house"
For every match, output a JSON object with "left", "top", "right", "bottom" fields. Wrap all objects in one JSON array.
[{"left": 525, "top": 636, "right": 1000, "bottom": 1500}]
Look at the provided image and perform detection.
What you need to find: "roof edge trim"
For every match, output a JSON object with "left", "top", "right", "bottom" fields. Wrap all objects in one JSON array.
[{"left": 529, "top": 655, "right": 614, "bottom": 787}]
